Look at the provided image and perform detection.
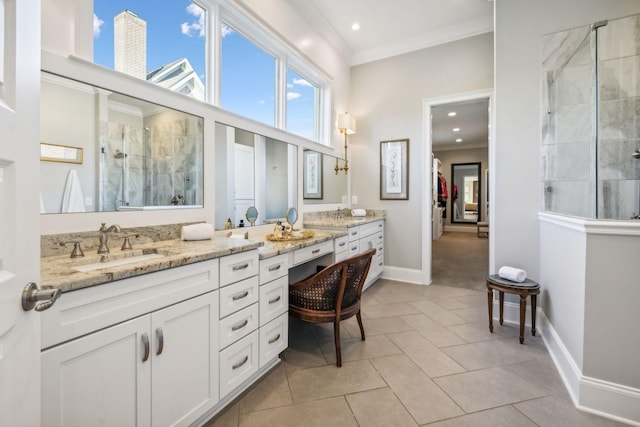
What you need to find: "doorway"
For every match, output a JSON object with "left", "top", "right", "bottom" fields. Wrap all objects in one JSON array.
[{"left": 421, "top": 90, "right": 494, "bottom": 287}]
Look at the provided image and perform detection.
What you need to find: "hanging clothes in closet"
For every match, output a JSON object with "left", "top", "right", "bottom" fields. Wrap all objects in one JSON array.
[{"left": 437, "top": 172, "right": 448, "bottom": 218}]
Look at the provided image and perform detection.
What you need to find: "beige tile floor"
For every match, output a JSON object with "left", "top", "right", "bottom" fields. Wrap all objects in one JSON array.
[{"left": 205, "top": 279, "right": 626, "bottom": 427}]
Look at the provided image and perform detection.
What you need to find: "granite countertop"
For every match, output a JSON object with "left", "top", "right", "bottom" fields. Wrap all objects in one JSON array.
[
  {"left": 256, "top": 229, "right": 347, "bottom": 259},
  {"left": 41, "top": 238, "right": 264, "bottom": 293},
  {"left": 303, "top": 216, "right": 385, "bottom": 229},
  {"left": 41, "top": 228, "right": 347, "bottom": 293}
]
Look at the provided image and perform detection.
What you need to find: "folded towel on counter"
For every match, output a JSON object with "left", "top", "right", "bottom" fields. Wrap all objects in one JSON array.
[
  {"left": 226, "top": 231, "right": 249, "bottom": 239},
  {"left": 498, "top": 266, "right": 527, "bottom": 283},
  {"left": 181, "top": 223, "right": 214, "bottom": 241},
  {"left": 351, "top": 209, "right": 367, "bottom": 217}
]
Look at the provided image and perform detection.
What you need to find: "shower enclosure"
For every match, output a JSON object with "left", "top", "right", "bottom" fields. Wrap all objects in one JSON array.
[{"left": 541, "top": 13, "right": 640, "bottom": 219}]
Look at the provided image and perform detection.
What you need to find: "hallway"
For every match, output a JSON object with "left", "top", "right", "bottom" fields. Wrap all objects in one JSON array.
[{"left": 432, "top": 231, "right": 489, "bottom": 291}]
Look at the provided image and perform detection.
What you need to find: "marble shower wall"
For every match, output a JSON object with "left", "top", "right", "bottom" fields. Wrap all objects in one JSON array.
[
  {"left": 597, "top": 14, "right": 640, "bottom": 219},
  {"left": 541, "top": 13, "right": 640, "bottom": 219}
]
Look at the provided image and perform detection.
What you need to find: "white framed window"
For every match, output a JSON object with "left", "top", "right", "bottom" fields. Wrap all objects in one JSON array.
[{"left": 286, "top": 67, "right": 318, "bottom": 141}]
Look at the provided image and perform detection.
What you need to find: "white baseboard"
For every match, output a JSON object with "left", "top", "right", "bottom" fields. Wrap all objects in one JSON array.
[
  {"left": 526, "top": 306, "right": 640, "bottom": 426},
  {"left": 381, "top": 266, "right": 428, "bottom": 285}
]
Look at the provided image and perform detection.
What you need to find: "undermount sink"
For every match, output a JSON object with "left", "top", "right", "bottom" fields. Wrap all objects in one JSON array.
[{"left": 71, "top": 248, "right": 169, "bottom": 273}]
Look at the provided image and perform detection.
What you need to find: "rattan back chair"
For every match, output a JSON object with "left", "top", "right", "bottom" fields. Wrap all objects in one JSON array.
[{"left": 288, "top": 248, "right": 376, "bottom": 367}]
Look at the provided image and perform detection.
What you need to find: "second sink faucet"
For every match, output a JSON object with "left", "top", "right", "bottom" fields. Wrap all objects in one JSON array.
[{"left": 98, "top": 223, "right": 121, "bottom": 254}]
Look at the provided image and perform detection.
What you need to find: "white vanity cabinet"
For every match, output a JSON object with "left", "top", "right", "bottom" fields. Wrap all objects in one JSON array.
[
  {"left": 41, "top": 285, "right": 219, "bottom": 427},
  {"left": 257, "top": 253, "right": 289, "bottom": 368}
]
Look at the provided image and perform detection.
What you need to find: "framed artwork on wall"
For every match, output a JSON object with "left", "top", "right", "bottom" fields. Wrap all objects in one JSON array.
[
  {"left": 303, "top": 150, "right": 323, "bottom": 199},
  {"left": 380, "top": 138, "right": 409, "bottom": 200}
]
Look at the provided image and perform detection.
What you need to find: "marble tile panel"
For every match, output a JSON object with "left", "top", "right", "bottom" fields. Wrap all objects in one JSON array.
[
  {"left": 345, "top": 388, "right": 418, "bottom": 427},
  {"left": 387, "top": 331, "right": 465, "bottom": 378},
  {"left": 598, "top": 138, "right": 640, "bottom": 180},
  {"left": 541, "top": 25, "right": 591, "bottom": 73},
  {"left": 598, "top": 14, "right": 640, "bottom": 62},
  {"left": 542, "top": 179, "right": 592, "bottom": 217},
  {"left": 286, "top": 359, "right": 386, "bottom": 403},
  {"left": 599, "top": 179, "right": 640, "bottom": 219},
  {"left": 599, "top": 55, "right": 640, "bottom": 101},
  {"left": 599, "top": 98, "right": 640, "bottom": 140},
  {"left": 555, "top": 103, "right": 592, "bottom": 143},
  {"left": 554, "top": 64, "right": 591, "bottom": 107},
  {"left": 542, "top": 141, "right": 592, "bottom": 181},
  {"left": 370, "top": 354, "right": 464, "bottom": 424},
  {"left": 433, "top": 366, "right": 547, "bottom": 413}
]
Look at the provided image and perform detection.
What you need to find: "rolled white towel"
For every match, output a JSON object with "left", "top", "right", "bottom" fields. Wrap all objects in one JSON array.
[
  {"left": 351, "top": 209, "right": 367, "bottom": 217},
  {"left": 181, "top": 223, "right": 214, "bottom": 241},
  {"left": 498, "top": 266, "right": 527, "bottom": 283}
]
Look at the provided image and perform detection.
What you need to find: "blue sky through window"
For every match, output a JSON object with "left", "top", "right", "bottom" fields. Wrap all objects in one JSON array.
[{"left": 94, "top": 1, "right": 319, "bottom": 139}]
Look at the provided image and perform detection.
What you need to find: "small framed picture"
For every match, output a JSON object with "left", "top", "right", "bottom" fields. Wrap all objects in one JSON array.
[
  {"left": 303, "top": 150, "right": 323, "bottom": 199},
  {"left": 380, "top": 138, "right": 409, "bottom": 200},
  {"left": 40, "top": 142, "right": 83, "bottom": 164}
]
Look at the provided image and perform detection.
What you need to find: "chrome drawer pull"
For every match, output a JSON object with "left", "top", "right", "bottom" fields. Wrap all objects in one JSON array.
[
  {"left": 231, "top": 319, "right": 249, "bottom": 331},
  {"left": 156, "top": 327, "right": 164, "bottom": 355},
  {"left": 232, "top": 291, "right": 249, "bottom": 301},
  {"left": 351, "top": 246, "right": 357, "bottom": 251},
  {"left": 378, "top": 224, "right": 383, "bottom": 227},
  {"left": 311, "top": 249, "right": 320, "bottom": 254},
  {"left": 268, "top": 295, "right": 281, "bottom": 304},
  {"left": 141, "top": 333, "right": 150, "bottom": 362},
  {"left": 232, "top": 355, "right": 249, "bottom": 370},
  {"left": 232, "top": 263, "right": 249, "bottom": 271},
  {"left": 379, "top": 262, "right": 383, "bottom": 266},
  {"left": 268, "top": 333, "right": 281, "bottom": 344},
  {"left": 268, "top": 264, "right": 281, "bottom": 272},
  {"left": 338, "top": 242, "right": 346, "bottom": 247},
  {"left": 378, "top": 235, "right": 382, "bottom": 239},
  {"left": 351, "top": 231, "right": 357, "bottom": 235}
]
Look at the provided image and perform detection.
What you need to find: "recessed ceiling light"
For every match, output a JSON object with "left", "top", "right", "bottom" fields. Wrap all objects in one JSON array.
[
  {"left": 447, "top": 112, "right": 456, "bottom": 117},
  {"left": 456, "top": 138, "right": 463, "bottom": 142},
  {"left": 453, "top": 127, "right": 460, "bottom": 132},
  {"left": 351, "top": 22, "right": 360, "bottom": 31}
]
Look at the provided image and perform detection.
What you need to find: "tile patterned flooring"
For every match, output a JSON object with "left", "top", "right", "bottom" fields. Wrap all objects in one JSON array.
[{"left": 205, "top": 279, "right": 626, "bottom": 426}]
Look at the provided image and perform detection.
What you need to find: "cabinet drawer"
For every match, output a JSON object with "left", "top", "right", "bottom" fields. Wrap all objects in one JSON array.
[
  {"left": 219, "top": 276, "right": 259, "bottom": 319},
  {"left": 292, "top": 240, "right": 333, "bottom": 265},
  {"left": 259, "top": 276, "right": 288, "bottom": 326},
  {"left": 259, "top": 313, "right": 288, "bottom": 368},
  {"left": 348, "top": 241, "right": 360, "bottom": 258},
  {"left": 347, "top": 226, "right": 360, "bottom": 241},
  {"left": 219, "top": 330, "right": 259, "bottom": 399},
  {"left": 41, "top": 260, "right": 219, "bottom": 349},
  {"left": 360, "top": 220, "right": 384, "bottom": 238},
  {"left": 334, "top": 250, "right": 348, "bottom": 263},
  {"left": 259, "top": 253, "right": 289, "bottom": 285},
  {"left": 219, "top": 303, "right": 259, "bottom": 350},
  {"left": 334, "top": 235, "right": 348, "bottom": 254},
  {"left": 219, "top": 250, "right": 259, "bottom": 287}
]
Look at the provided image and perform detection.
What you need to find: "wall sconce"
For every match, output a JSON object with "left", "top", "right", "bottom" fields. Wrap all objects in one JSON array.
[{"left": 335, "top": 112, "right": 356, "bottom": 174}]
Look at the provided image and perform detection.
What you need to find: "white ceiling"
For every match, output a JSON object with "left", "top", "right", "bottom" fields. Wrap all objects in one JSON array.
[
  {"left": 286, "top": 0, "right": 494, "bottom": 66},
  {"left": 431, "top": 98, "right": 489, "bottom": 151},
  {"left": 285, "top": 0, "right": 493, "bottom": 151}
]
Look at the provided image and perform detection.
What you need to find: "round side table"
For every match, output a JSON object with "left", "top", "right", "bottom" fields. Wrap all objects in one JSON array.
[{"left": 486, "top": 274, "right": 540, "bottom": 344}]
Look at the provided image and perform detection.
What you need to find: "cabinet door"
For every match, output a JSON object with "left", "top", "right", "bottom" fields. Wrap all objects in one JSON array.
[
  {"left": 41, "top": 316, "right": 152, "bottom": 427},
  {"left": 151, "top": 292, "right": 219, "bottom": 427}
]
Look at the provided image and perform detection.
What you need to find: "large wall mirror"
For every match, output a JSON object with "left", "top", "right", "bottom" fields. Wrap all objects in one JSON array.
[
  {"left": 40, "top": 72, "right": 204, "bottom": 214},
  {"left": 451, "top": 162, "right": 481, "bottom": 224},
  {"left": 214, "top": 123, "right": 297, "bottom": 229},
  {"left": 302, "top": 150, "right": 348, "bottom": 205}
]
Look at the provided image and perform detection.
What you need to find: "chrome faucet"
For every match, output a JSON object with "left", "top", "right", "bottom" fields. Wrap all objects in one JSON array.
[{"left": 98, "top": 223, "right": 121, "bottom": 254}]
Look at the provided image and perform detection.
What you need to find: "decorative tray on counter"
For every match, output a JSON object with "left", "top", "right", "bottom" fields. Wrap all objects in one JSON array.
[{"left": 265, "top": 230, "right": 315, "bottom": 241}]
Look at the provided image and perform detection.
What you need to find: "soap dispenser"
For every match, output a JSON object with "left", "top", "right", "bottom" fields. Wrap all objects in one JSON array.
[
  {"left": 274, "top": 221, "right": 283, "bottom": 239},
  {"left": 224, "top": 218, "right": 233, "bottom": 230}
]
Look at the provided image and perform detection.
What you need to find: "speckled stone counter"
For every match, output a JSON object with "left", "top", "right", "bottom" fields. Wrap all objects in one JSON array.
[
  {"left": 255, "top": 229, "right": 347, "bottom": 259},
  {"left": 303, "top": 209, "right": 385, "bottom": 229},
  {"left": 41, "top": 237, "right": 264, "bottom": 293}
]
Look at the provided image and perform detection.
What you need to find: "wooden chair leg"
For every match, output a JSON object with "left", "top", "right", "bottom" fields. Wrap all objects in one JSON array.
[
  {"left": 334, "top": 321, "right": 342, "bottom": 367},
  {"left": 356, "top": 311, "right": 366, "bottom": 341}
]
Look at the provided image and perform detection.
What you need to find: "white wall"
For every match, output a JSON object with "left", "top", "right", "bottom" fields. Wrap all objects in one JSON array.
[
  {"left": 497, "top": 1, "right": 640, "bottom": 423},
  {"left": 350, "top": 33, "right": 494, "bottom": 271}
]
